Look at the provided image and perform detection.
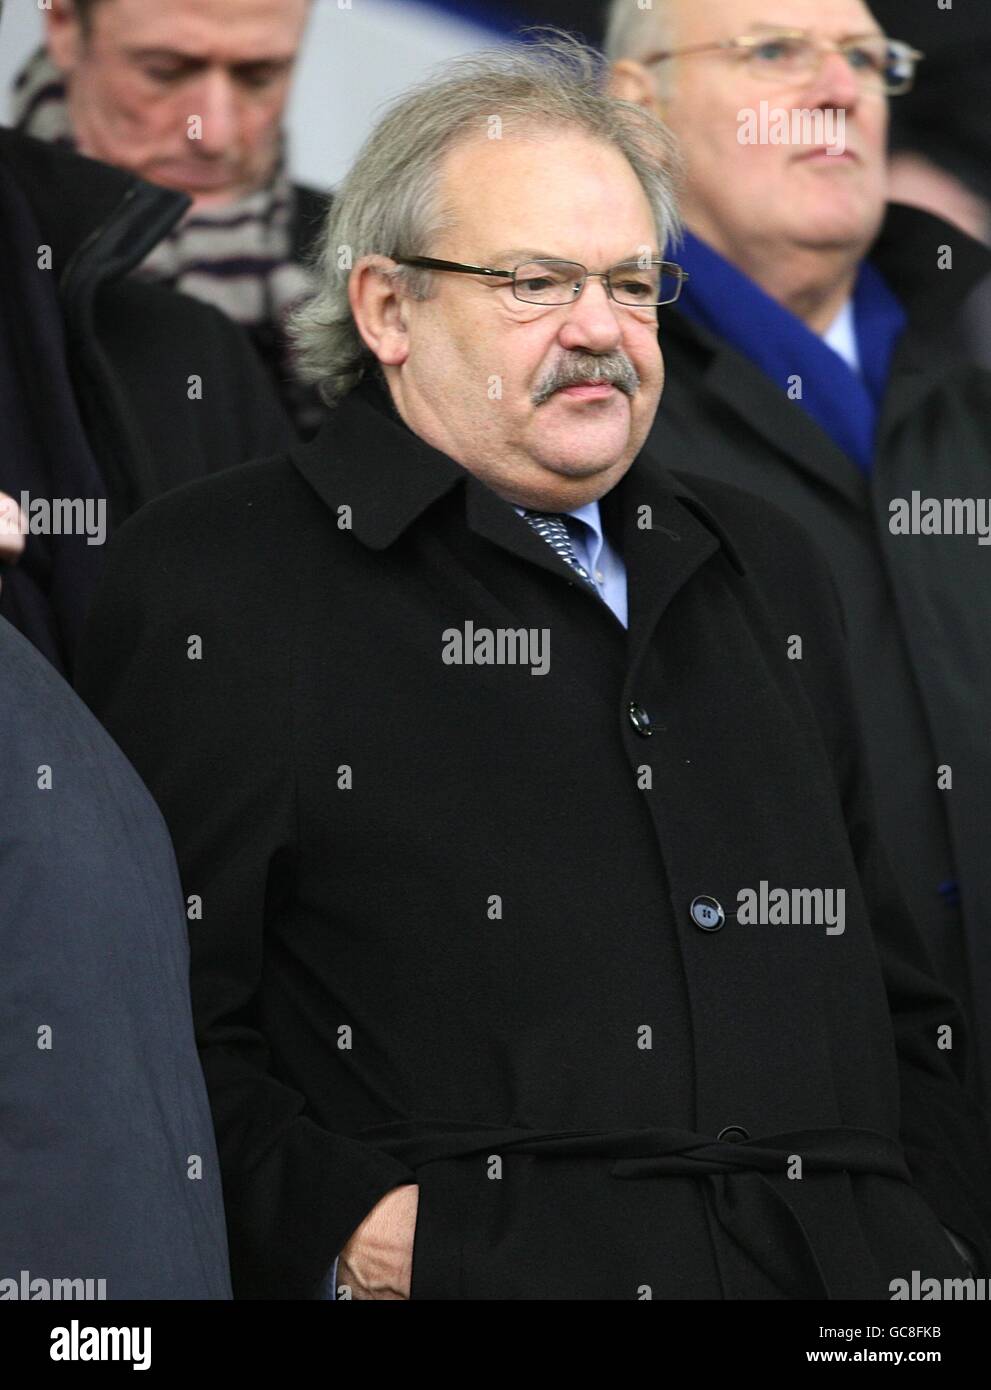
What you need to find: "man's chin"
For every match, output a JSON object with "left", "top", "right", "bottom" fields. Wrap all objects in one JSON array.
[
  {"left": 788, "top": 186, "right": 885, "bottom": 247},
  {"left": 541, "top": 397, "right": 636, "bottom": 446},
  {"left": 145, "top": 167, "right": 255, "bottom": 209},
  {"left": 528, "top": 441, "right": 636, "bottom": 489},
  {"left": 534, "top": 436, "right": 630, "bottom": 474}
]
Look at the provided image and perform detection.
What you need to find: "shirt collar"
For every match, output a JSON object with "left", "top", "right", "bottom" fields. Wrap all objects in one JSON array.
[
  {"left": 512, "top": 497, "right": 603, "bottom": 543},
  {"left": 821, "top": 299, "right": 860, "bottom": 374}
]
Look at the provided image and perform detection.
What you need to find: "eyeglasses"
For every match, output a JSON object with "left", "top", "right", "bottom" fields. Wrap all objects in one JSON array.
[
  {"left": 641, "top": 30, "right": 924, "bottom": 96},
  {"left": 391, "top": 256, "right": 688, "bottom": 308}
]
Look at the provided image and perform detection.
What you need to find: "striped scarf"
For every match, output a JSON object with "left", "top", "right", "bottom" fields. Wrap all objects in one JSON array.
[{"left": 13, "top": 48, "right": 319, "bottom": 431}]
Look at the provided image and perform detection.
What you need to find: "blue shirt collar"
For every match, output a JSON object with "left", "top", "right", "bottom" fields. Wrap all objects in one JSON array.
[{"left": 512, "top": 498, "right": 603, "bottom": 542}]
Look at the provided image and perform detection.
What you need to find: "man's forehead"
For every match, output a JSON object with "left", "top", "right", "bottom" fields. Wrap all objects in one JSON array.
[
  {"left": 486, "top": 245, "right": 660, "bottom": 265},
  {"left": 436, "top": 132, "right": 657, "bottom": 252},
  {"left": 97, "top": 0, "right": 310, "bottom": 56},
  {"left": 672, "top": 0, "right": 883, "bottom": 40}
]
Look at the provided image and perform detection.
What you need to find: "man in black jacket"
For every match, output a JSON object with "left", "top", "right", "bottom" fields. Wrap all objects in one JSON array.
[
  {"left": 607, "top": 0, "right": 991, "bottom": 1111},
  {"left": 78, "top": 38, "right": 991, "bottom": 1301},
  {"left": 15, "top": 0, "right": 323, "bottom": 428},
  {"left": 0, "top": 126, "right": 291, "bottom": 674}
]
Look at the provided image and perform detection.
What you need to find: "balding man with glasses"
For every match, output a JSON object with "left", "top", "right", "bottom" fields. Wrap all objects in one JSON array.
[{"left": 609, "top": 0, "right": 991, "bottom": 1116}]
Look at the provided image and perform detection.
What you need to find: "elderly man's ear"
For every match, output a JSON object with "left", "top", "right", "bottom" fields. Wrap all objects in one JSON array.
[
  {"left": 349, "top": 257, "right": 411, "bottom": 369},
  {"left": 608, "top": 62, "right": 664, "bottom": 117}
]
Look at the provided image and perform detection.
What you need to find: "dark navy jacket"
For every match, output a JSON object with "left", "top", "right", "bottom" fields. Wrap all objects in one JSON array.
[{"left": 0, "top": 616, "right": 231, "bottom": 1299}]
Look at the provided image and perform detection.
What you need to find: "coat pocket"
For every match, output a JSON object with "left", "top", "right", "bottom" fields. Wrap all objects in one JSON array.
[{"left": 409, "top": 1160, "right": 465, "bottom": 1300}]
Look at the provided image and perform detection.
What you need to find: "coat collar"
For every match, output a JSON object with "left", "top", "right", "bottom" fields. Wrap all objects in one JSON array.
[
  {"left": 875, "top": 202, "right": 991, "bottom": 320},
  {"left": 0, "top": 128, "right": 189, "bottom": 289},
  {"left": 291, "top": 374, "right": 746, "bottom": 611},
  {"left": 290, "top": 375, "right": 466, "bottom": 548}
]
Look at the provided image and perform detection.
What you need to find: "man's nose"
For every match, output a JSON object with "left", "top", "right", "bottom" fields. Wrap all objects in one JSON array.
[
  {"left": 557, "top": 277, "right": 625, "bottom": 353},
  {"left": 804, "top": 48, "right": 863, "bottom": 111},
  {"left": 189, "top": 72, "right": 241, "bottom": 156}
]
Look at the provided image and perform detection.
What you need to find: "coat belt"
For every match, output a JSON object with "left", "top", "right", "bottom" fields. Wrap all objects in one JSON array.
[{"left": 355, "top": 1119, "right": 911, "bottom": 1299}]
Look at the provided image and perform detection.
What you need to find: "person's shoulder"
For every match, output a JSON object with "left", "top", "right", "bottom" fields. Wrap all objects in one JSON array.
[
  {"left": 81, "top": 455, "right": 308, "bottom": 642},
  {"left": 108, "top": 451, "right": 328, "bottom": 589},
  {"left": 676, "top": 469, "right": 817, "bottom": 541},
  {"left": 95, "top": 277, "right": 284, "bottom": 401},
  {"left": 93, "top": 279, "right": 294, "bottom": 470},
  {"left": 1, "top": 615, "right": 87, "bottom": 736},
  {"left": 0, "top": 617, "right": 169, "bottom": 821},
  {"left": 99, "top": 276, "right": 256, "bottom": 350},
  {"left": 117, "top": 452, "right": 306, "bottom": 543},
  {"left": 671, "top": 470, "right": 844, "bottom": 620}
]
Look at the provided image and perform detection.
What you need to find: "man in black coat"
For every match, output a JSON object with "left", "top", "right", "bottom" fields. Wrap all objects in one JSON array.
[
  {"left": 0, "top": 615, "right": 231, "bottom": 1299},
  {"left": 0, "top": 126, "right": 291, "bottom": 675},
  {"left": 77, "top": 37, "right": 991, "bottom": 1301},
  {"left": 607, "top": 0, "right": 991, "bottom": 1110}
]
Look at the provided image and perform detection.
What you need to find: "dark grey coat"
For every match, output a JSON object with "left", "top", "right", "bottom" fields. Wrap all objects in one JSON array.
[
  {"left": 646, "top": 205, "right": 991, "bottom": 1111},
  {"left": 0, "top": 616, "right": 231, "bottom": 1299}
]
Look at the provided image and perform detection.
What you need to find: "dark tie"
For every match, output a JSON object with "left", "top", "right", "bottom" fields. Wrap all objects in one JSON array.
[{"left": 521, "top": 510, "right": 599, "bottom": 593}]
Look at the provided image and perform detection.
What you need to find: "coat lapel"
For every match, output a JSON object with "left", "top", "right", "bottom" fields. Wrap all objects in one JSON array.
[
  {"left": 876, "top": 327, "right": 961, "bottom": 444},
  {"left": 609, "top": 453, "right": 745, "bottom": 675},
  {"left": 708, "top": 349, "right": 864, "bottom": 502},
  {"left": 290, "top": 377, "right": 466, "bottom": 546},
  {"left": 463, "top": 475, "right": 623, "bottom": 627},
  {"left": 686, "top": 322, "right": 867, "bottom": 509}
]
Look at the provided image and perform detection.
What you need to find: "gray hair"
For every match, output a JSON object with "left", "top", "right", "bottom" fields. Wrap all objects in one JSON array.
[
  {"left": 290, "top": 30, "right": 682, "bottom": 407},
  {"left": 603, "top": 0, "right": 678, "bottom": 98}
]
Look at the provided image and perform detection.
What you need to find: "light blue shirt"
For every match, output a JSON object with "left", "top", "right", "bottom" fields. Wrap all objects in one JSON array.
[{"left": 514, "top": 499, "right": 628, "bottom": 627}]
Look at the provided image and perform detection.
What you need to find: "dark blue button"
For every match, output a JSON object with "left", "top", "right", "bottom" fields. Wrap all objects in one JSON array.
[
  {"left": 938, "top": 879, "right": 960, "bottom": 909},
  {"left": 628, "top": 702, "right": 653, "bottom": 737},
  {"left": 690, "top": 896, "right": 725, "bottom": 931}
]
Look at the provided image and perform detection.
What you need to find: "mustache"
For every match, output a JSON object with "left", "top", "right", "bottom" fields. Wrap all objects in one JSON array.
[{"left": 532, "top": 352, "right": 641, "bottom": 406}]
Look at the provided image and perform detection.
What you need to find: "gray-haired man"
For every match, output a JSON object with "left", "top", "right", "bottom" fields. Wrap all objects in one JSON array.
[
  {"left": 606, "top": 0, "right": 991, "bottom": 1113},
  {"left": 78, "top": 37, "right": 991, "bottom": 1300}
]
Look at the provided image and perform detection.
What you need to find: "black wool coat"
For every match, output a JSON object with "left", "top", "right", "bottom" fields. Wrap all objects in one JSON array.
[
  {"left": 77, "top": 375, "right": 991, "bottom": 1300},
  {"left": 644, "top": 205, "right": 991, "bottom": 1112},
  {"left": 0, "top": 130, "right": 291, "bottom": 526},
  {"left": 0, "top": 129, "right": 292, "bottom": 673}
]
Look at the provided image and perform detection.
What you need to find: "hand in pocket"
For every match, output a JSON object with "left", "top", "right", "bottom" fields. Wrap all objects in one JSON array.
[{"left": 337, "top": 1183, "right": 419, "bottom": 1300}]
